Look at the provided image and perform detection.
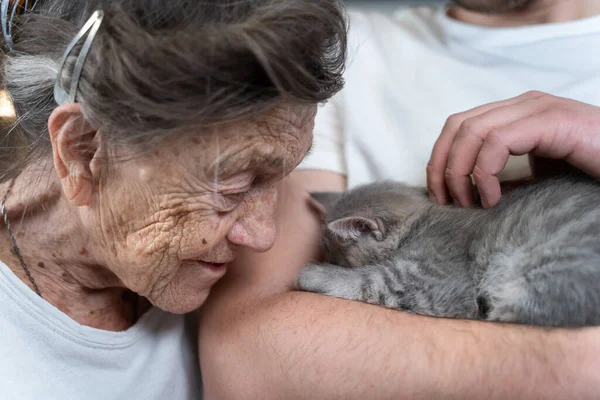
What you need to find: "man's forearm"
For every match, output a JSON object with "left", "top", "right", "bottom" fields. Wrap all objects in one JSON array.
[
  {"left": 199, "top": 170, "right": 599, "bottom": 399},
  {"left": 200, "top": 289, "right": 599, "bottom": 400}
]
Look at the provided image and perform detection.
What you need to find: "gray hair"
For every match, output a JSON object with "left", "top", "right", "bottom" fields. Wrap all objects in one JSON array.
[{"left": 0, "top": 0, "right": 348, "bottom": 182}]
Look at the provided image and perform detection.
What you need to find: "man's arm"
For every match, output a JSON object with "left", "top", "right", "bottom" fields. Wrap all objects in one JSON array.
[{"left": 199, "top": 170, "right": 600, "bottom": 400}]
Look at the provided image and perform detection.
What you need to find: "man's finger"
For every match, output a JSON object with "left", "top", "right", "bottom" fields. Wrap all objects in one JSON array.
[
  {"left": 473, "top": 116, "right": 549, "bottom": 207},
  {"left": 444, "top": 96, "right": 548, "bottom": 206},
  {"left": 427, "top": 91, "right": 546, "bottom": 204}
]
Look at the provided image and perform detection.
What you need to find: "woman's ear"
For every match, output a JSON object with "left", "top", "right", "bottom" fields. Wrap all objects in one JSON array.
[{"left": 48, "top": 103, "right": 100, "bottom": 207}]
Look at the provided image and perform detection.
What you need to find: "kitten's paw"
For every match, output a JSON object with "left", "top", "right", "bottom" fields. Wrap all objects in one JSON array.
[
  {"left": 296, "top": 264, "right": 334, "bottom": 294},
  {"left": 296, "top": 264, "right": 364, "bottom": 301}
]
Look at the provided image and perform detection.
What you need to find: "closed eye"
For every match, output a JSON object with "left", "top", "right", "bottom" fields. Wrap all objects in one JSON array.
[
  {"left": 215, "top": 171, "right": 274, "bottom": 212},
  {"left": 212, "top": 192, "right": 244, "bottom": 213}
]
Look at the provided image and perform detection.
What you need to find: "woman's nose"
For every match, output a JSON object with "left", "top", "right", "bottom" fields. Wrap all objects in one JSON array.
[{"left": 226, "top": 185, "right": 278, "bottom": 252}]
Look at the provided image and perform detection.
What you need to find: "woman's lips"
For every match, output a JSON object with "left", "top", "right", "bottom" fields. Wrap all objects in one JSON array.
[
  {"left": 184, "top": 260, "right": 228, "bottom": 275},
  {"left": 201, "top": 261, "right": 227, "bottom": 274}
]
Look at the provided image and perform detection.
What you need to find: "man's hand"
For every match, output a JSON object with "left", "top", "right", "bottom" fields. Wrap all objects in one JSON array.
[{"left": 427, "top": 91, "right": 600, "bottom": 208}]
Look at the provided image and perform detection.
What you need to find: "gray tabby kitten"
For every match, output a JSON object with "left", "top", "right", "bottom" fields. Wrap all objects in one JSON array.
[{"left": 296, "top": 174, "right": 600, "bottom": 327}]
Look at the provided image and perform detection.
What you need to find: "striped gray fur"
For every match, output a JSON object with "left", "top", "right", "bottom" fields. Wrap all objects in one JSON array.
[{"left": 296, "top": 174, "right": 600, "bottom": 327}]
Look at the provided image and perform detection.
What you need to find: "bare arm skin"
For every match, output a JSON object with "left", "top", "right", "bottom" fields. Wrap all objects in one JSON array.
[{"left": 199, "top": 170, "right": 600, "bottom": 400}]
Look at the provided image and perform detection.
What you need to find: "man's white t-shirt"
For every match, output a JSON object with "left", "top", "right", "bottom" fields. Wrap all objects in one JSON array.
[
  {"left": 299, "top": 5, "right": 600, "bottom": 187},
  {"left": 0, "top": 261, "right": 202, "bottom": 399}
]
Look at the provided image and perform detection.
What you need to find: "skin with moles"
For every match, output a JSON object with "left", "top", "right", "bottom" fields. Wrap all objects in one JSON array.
[{"left": 0, "top": 103, "right": 316, "bottom": 331}]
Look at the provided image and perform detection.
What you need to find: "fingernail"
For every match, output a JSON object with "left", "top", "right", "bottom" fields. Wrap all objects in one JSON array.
[
  {"left": 480, "top": 194, "right": 489, "bottom": 209},
  {"left": 428, "top": 192, "right": 437, "bottom": 204}
]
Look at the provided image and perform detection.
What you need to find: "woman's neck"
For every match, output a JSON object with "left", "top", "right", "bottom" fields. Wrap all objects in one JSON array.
[
  {"left": 0, "top": 173, "right": 148, "bottom": 331},
  {"left": 449, "top": 0, "right": 600, "bottom": 27}
]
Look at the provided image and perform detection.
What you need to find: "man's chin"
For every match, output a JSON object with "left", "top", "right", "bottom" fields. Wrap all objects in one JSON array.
[{"left": 451, "top": 0, "right": 534, "bottom": 14}]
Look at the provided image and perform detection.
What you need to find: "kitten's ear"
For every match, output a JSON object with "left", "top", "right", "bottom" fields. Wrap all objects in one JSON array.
[
  {"left": 308, "top": 192, "right": 343, "bottom": 219},
  {"left": 327, "top": 216, "right": 386, "bottom": 242}
]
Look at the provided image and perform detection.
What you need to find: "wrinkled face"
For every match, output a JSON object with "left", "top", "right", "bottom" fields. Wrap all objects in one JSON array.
[
  {"left": 451, "top": 0, "right": 534, "bottom": 13},
  {"left": 84, "top": 104, "right": 316, "bottom": 313}
]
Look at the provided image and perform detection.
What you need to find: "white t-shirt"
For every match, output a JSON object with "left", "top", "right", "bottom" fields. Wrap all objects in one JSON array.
[
  {"left": 299, "top": 5, "right": 600, "bottom": 187},
  {"left": 0, "top": 261, "right": 202, "bottom": 400}
]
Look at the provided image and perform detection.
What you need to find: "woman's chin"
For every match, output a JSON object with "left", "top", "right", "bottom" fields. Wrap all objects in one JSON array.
[{"left": 149, "top": 261, "right": 229, "bottom": 314}]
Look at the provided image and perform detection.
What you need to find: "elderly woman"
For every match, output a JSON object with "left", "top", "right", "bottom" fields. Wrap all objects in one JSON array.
[{"left": 0, "top": 0, "right": 346, "bottom": 398}]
